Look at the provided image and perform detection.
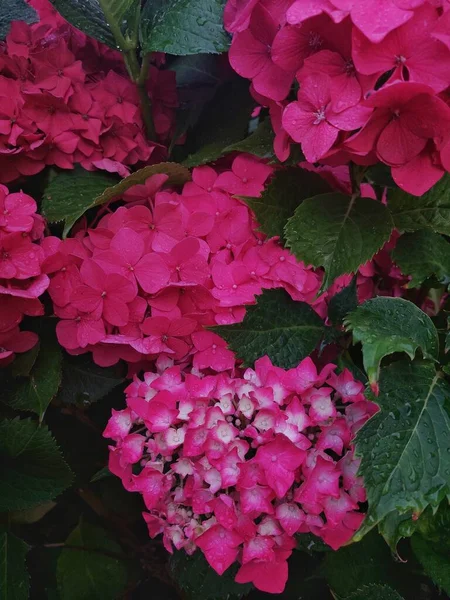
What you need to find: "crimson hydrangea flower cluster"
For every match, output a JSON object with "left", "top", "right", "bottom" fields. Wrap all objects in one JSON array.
[
  {"left": 104, "top": 356, "right": 377, "bottom": 593},
  {"left": 46, "top": 156, "right": 323, "bottom": 368},
  {"left": 0, "top": 0, "right": 177, "bottom": 183},
  {"left": 226, "top": 0, "right": 450, "bottom": 195},
  {"left": 0, "top": 185, "right": 49, "bottom": 366}
]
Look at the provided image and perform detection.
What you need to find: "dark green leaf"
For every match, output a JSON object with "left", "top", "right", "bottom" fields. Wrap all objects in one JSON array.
[
  {"left": 296, "top": 533, "right": 332, "bottom": 555},
  {"left": 0, "top": 418, "right": 73, "bottom": 511},
  {"left": 169, "top": 55, "right": 220, "bottom": 151},
  {"left": 90, "top": 466, "right": 111, "bottom": 483},
  {"left": 411, "top": 534, "right": 450, "bottom": 595},
  {"left": 183, "top": 80, "right": 254, "bottom": 167},
  {"left": 365, "top": 164, "right": 396, "bottom": 188},
  {"left": 285, "top": 193, "right": 393, "bottom": 290},
  {"left": 58, "top": 355, "right": 124, "bottom": 405},
  {"left": 51, "top": 0, "right": 140, "bottom": 49},
  {"left": 6, "top": 335, "right": 62, "bottom": 420},
  {"left": 57, "top": 520, "right": 128, "bottom": 600},
  {"left": 42, "top": 167, "right": 119, "bottom": 237},
  {"left": 344, "top": 297, "right": 439, "bottom": 386},
  {"left": 328, "top": 277, "right": 358, "bottom": 325},
  {"left": 0, "top": 531, "right": 30, "bottom": 600},
  {"left": 140, "top": 0, "right": 229, "bottom": 55},
  {"left": 389, "top": 173, "right": 450, "bottom": 235},
  {"left": 9, "top": 501, "right": 56, "bottom": 524},
  {"left": 377, "top": 510, "right": 418, "bottom": 553},
  {"left": 323, "top": 531, "right": 399, "bottom": 597},
  {"left": 212, "top": 289, "right": 326, "bottom": 368},
  {"left": 11, "top": 343, "right": 40, "bottom": 378},
  {"left": 0, "top": 0, "right": 37, "bottom": 40},
  {"left": 223, "top": 118, "right": 275, "bottom": 159},
  {"left": 170, "top": 550, "right": 252, "bottom": 600},
  {"left": 42, "top": 163, "right": 190, "bottom": 237},
  {"left": 241, "top": 168, "right": 330, "bottom": 240},
  {"left": 346, "top": 584, "right": 404, "bottom": 600},
  {"left": 415, "top": 502, "right": 450, "bottom": 553},
  {"left": 354, "top": 361, "right": 450, "bottom": 540},
  {"left": 392, "top": 230, "right": 450, "bottom": 288},
  {"left": 171, "top": 54, "right": 220, "bottom": 88}
]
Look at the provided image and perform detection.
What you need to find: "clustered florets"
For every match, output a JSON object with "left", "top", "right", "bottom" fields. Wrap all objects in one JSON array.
[
  {"left": 0, "top": 184, "right": 48, "bottom": 365},
  {"left": 45, "top": 157, "right": 323, "bottom": 368},
  {"left": 0, "top": 0, "right": 177, "bottom": 183},
  {"left": 225, "top": 0, "right": 450, "bottom": 195},
  {"left": 104, "top": 356, "right": 377, "bottom": 593}
]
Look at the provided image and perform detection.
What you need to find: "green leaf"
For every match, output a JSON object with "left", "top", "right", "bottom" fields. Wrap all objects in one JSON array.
[
  {"left": 58, "top": 355, "right": 124, "bottom": 405},
  {"left": 0, "top": 0, "right": 38, "bottom": 40},
  {"left": 6, "top": 335, "right": 62, "bottom": 420},
  {"left": 140, "top": 0, "right": 229, "bottom": 55},
  {"left": 411, "top": 534, "right": 450, "bottom": 595},
  {"left": 9, "top": 501, "right": 57, "bottom": 524},
  {"left": 354, "top": 361, "right": 450, "bottom": 539},
  {"left": 344, "top": 297, "right": 439, "bottom": 386},
  {"left": 90, "top": 466, "right": 111, "bottom": 483},
  {"left": 323, "top": 531, "right": 399, "bottom": 597},
  {"left": 223, "top": 118, "right": 275, "bottom": 159},
  {"left": 57, "top": 520, "right": 128, "bottom": 600},
  {"left": 11, "top": 343, "right": 40, "bottom": 378},
  {"left": 416, "top": 502, "right": 450, "bottom": 549},
  {"left": 0, "top": 418, "right": 73, "bottom": 511},
  {"left": 0, "top": 531, "right": 30, "bottom": 600},
  {"left": 42, "top": 163, "right": 190, "bottom": 237},
  {"left": 377, "top": 510, "right": 418, "bottom": 553},
  {"left": 328, "top": 276, "right": 358, "bottom": 325},
  {"left": 42, "top": 167, "right": 119, "bottom": 237},
  {"left": 212, "top": 289, "right": 326, "bottom": 369},
  {"left": 50, "top": 0, "right": 140, "bottom": 49},
  {"left": 346, "top": 584, "right": 404, "bottom": 600},
  {"left": 285, "top": 193, "right": 393, "bottom": 290},
  {"left": 240, "top": 168, "right": 330, "bottom": 240},
  {"left": 388, "top": 173, "right": 450, "bottom": 235},
  {"left": 183, "top": 80, "right": 254, "bottom": 167},
  {"left": 392, "top": 230, "right": 450, "bottom": 288},
  {"left": 169, "top": 550, "right": 252, "bottom": 600}
]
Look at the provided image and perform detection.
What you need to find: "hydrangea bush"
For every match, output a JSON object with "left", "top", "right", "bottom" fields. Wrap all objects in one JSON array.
[{"left": 1, "top": 1, "right": 450, "bottom": 599}]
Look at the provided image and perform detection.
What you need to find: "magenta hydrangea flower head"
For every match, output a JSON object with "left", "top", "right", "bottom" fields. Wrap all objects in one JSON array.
[
  {"left": 0, "top": 185, "right": 50, "bottom": 366},
  {"left": 48, "top": 159, "right": 326, "bottom": 369},
  {"left": 104, "top": 357, "right": 377, "bottom": 593},
  {"left": 0, "top": 0, "right": 178, "bottom": 183},
  {"left": 224, "top": 0, "right": 450, "bottom": 195}
]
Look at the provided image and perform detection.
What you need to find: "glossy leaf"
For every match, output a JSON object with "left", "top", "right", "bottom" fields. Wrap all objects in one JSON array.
[
  {"left": 392, "top": 230, "right": 450, "bottom": 288},
  {"left": 51, "top": 0, "right": 140, "bottom": 49},
  {"left": 140, "top": 0, "right": 229, "bottom": 55},
  {"left": 354, "top": 361, "right": 450, "bottom": 539},
  {"left": 42, "top": 167, "right": 119, "bottom": 237},
  {"left": 285, "top": 193, "right": 393, "bottom": 290},
  {"left": 389, "top": 174, "right": 450, "bottom": 235},
  {"left": 212, "top": 289, "right": 326, "bottom": 368},
  {"left": 344, "top": 297, "right": 439, "bottom": 386},
  {"left": 241, "top": 168, "right": 330, "bottom": 241},
  {"left": 0, "top": 418, "right": 73, "bottom": 511},
  {"left": 7, "top": 335, "right": 62, "bottom": 420}
]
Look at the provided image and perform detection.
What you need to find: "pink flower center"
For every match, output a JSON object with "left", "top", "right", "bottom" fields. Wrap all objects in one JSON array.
[
  {"left": 313, "top": 107, "right": 326, "bottom": 125},
  {"left": 1, "top": 251, "right": 9, "bottom": 259},
  {"left": 101, "top": 291, "right": 107, "bottom": 297},
  {"left": 395, "top": 55, "right": 407, "bottom": 65}
]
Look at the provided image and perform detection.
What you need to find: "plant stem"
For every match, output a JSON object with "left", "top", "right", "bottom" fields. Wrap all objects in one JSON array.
[{"left": 123, "top": 51, "right": 156, "bottom": 141}]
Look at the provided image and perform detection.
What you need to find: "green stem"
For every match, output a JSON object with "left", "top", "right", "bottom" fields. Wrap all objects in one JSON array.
[{"left": 123, "top": 51, "right": 156, "bottom": 141}]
